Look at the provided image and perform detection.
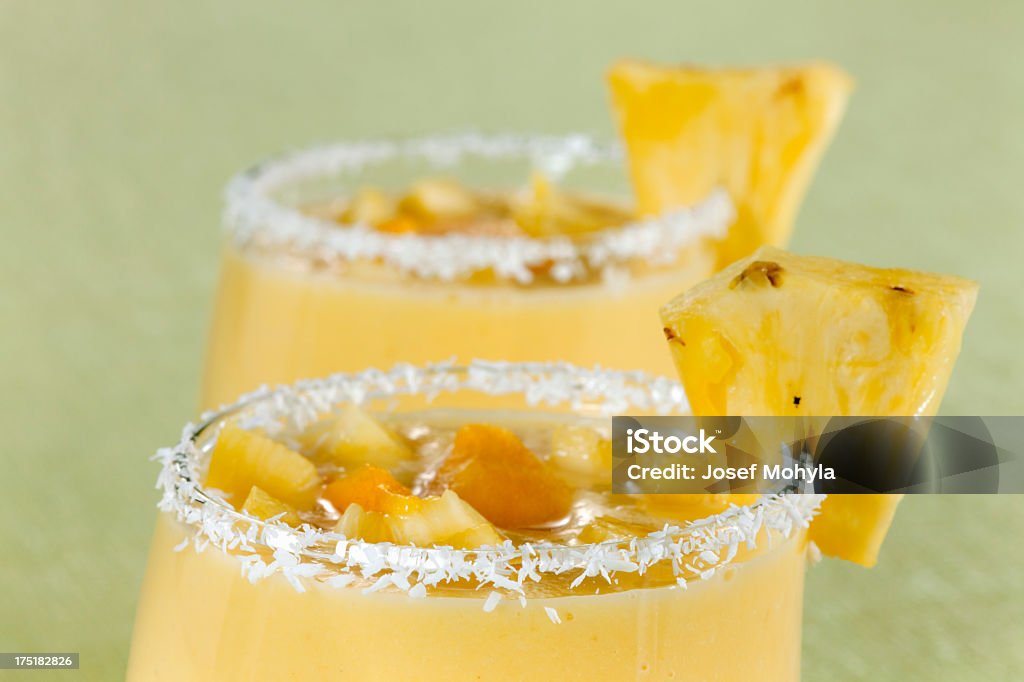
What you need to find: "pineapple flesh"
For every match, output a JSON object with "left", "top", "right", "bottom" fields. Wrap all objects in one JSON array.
[
  {"left": 241, "top": 486, "right": 302, "bottom": 526},
  {"left": 334, "top": 490, "right": 505, "bottom": 549},
  {"left": 660, "top": 246, "right": 978, "bottom": 565},
  {"left": 309, "top": 405, "right": 413, "bottom": 469},
  {"left": 205, "top": 424, "right": 320, "bottom": 510},
  {"left": 608, "top": 60, "right": 852, "bottom": 267}
]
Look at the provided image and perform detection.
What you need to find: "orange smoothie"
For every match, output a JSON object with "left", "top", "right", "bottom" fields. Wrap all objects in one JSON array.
[
  {"left": 128, "top": 362, "right": 821, "bottom": 681},
  {"left": 201, "top": 134, "right": 733, "bottom": 409}
]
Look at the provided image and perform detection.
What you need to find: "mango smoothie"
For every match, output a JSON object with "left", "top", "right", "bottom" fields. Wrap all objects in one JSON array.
[
  {"left": 128, "top": 362, "right": 822, "bottom": 681},
  {"left": 201, "top": 133, "right": 732, "bottom": 409}
]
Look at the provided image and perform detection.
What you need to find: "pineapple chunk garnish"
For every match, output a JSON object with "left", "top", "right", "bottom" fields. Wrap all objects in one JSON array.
[
  {"left": 660, "top": 246, "right": 977, "bottom": 566},
  {"left": 399, "top": 178, "right": 480, "bottom": 223},
  {"left": 514, "top": 173, "right": 632, "bottom": 237},
  {"left": 385, "top": 490, "right": 504, "bottom": 548},
  {"left": 608, "top": 60, "right": 852, "bottom": 266},
  {"left": 577, "top": 515, "right": 653, "bottom": 544},
  {"left": 336, "top": 503, "right": 394, "bottom": 544},
  {"left": 205, "top": 424, "right": 320, "bottom": 510},
  {"left": 432, "top": 424, "right": 574, "bottom": 529},
  {"left": 548, "top": 424, "right": 613, "bottom": 485},
  {"left": 241, "top": 486, "right": 302, "bottom": 526},
  {"left": 334, "top": 491, "right": 504, "bottom": 549},
  {"left": 341, "top": 187, "right": 397, "bottom": 226},
  {"left": 323, "top": 464, "right": 411, "bottom": 513},
  {"left": 310, "top": 406, "right": 413, "bottom": 469}
]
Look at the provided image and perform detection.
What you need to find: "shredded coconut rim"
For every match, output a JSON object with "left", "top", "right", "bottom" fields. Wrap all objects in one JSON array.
[
  {"left": 155, "top": 361, "right": 823, "bottom": 596},
  {"left": 224, "top": 132, "right": 735, "bottom": 284}
]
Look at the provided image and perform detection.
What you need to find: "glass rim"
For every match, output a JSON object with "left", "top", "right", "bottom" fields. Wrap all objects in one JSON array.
[
  {"left": 155, "top": 360, "right": 822, "bottom": 594},
  {"left": 223, "top": 131, "right": 734, "bottom": 285}
]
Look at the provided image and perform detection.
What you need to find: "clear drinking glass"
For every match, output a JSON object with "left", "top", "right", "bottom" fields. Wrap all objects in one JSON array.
[
  {"left": 201, "top": 133, "right": 732, "bottom": 409},
  {"left": 128, "top": 361, "right": 819, "bottom": 681}
]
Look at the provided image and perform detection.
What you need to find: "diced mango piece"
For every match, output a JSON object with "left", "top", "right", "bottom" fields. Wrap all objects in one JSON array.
[
  {"left": 312, "top": 406, "right": 413, "bottom": 468},
  {"left": 241, "top": 486, "right": 302, "bottom": 526},
  {"left": 434, "top": 424, "right": 574, "bottom": 529},
  {"left": 205, "top": 424, "right": 320, "bottom": 510},
  {"left": 323, "top": 465, "right": 410, "bottom": 513},
  {"left": 608, "top": 60, "right": 852, "bottom": 266}
]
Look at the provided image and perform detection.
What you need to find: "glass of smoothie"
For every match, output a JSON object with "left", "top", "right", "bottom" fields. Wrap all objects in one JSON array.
[
  {"left": 201, "top": 133, "right": 733, "bottom": 409},
  {"left": 129, "top": 361, "right": 819, "bottom": 681}
]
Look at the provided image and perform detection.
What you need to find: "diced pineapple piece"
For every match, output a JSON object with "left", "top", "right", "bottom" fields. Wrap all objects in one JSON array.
[
  {"left": 241, "top": 486, "right": 301, "bottom": 526},
  {"left": 323, "top": 465, "right": 410, "bottom": 513},
  {"left": 514, "top": 173, "right": 632, "bottom": 237},
  {"left": 660, "top": 246, "right": 977, "bottom": 566},
  {"left": 608, "top": 61, "right": 852, "bottom": 266},
  {"left": 386, "top": 490, "right": 505, "bottom": 549},
  {"left": 548, "top": 424, "right": 613, "bottom": 484},
  {"left": 433, "top": 424, "right": 574, "bottom": 529},
  {"left": 341, "top": 187, "right": 396, "bottom": 225},
  {"left": 334, "top": 491, "right": 504, "bottom": 549},
  {"left": 205, "top": 424, "right": 320, "bottom": 510},
  {"left": 399, "top": 178, "right": 480, "bottom": 222},
  {"left": 335, "top": 503, "right": 394, "bottom": 544},
  {"left": 312, "top": 406, "right": 413, "bottom": 468},
  {"left": 577, "top": 516, "right": 652, "bottom": 544}
]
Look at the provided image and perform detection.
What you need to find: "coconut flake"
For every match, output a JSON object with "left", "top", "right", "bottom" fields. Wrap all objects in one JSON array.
[{"left": 483, "top": 591, "right": 502, "bottom": 613}]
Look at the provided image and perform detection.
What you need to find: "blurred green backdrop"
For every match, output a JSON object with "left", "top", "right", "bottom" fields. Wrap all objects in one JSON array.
[{"left": 2, "top": 1, "right": 1023, "bottom": 679}]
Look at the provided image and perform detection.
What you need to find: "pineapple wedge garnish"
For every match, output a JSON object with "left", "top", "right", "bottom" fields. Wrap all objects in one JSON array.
[
  {"left": 608, "top": 61, "right": 852, "bottom": 267},
  {"left": 308, "top": 405, "right": 413, "bottom": 469},
  {"left": 206, "top": 424, "right": 320, "bottom": 510},
  {"left": 660, "top": 246, "right": 977, "bottom": 566}
]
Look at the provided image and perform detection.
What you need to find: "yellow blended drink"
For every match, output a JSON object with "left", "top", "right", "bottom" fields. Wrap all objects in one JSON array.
[
  {"left": 201, "top": 62, "right": 854, "bottom": 409},
  {"left": 202, "top": 133, "right": 733, "bottom": 408},
  {"left": 128, "top": 362, "right": 820, "bottom": 681}
]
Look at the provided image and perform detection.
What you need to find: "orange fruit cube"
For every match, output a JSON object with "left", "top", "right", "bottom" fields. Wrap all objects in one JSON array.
[
  {"left": 435, "top": 424, "right": 573, "bottom": 529},
  {"left": 323, "top": 465, "right": 411, "bottom": 514}
]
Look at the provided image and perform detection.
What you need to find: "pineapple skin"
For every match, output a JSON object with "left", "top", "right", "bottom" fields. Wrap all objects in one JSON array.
[
  {"left": 660, "top": 246, "right": 978, "bottom": 566},
  {"left": 608, "top": 61, "right": 853, "bottom": 267}
]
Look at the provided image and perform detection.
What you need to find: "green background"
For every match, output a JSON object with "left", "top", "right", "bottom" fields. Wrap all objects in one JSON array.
[{"left": 2, "top": 1, "right": 1023, "bottom": 679}]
